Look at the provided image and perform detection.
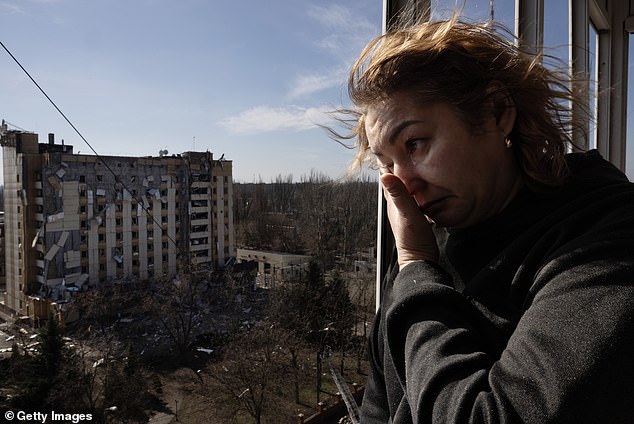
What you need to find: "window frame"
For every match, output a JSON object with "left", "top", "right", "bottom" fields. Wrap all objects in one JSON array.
[{"left": 375, "top": 0, "right": 632, "bottom": 309}]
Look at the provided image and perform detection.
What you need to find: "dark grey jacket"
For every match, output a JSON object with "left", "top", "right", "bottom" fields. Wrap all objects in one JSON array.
[{"left": 361, "top": 151, "right": 634, "bottom": 423}]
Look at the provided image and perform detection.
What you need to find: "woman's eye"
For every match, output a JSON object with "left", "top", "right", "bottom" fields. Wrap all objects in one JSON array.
[
  {"left": 405, "top": 138, "right": 428, "bottom": 154},
  {"left": 375, "top": 160, "right": 393, "bottom": 173},
  {"left": 381, "top": 164, "right": 394, "bottom": 173}
]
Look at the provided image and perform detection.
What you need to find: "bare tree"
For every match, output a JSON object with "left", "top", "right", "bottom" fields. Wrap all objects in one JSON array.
[
  {"left": 203, "top": 324, "right": 294, "bottom": 424},
  {"left": 334, "top": 177, "right": 377, "bottom": 266},
  {"left": 271, "top": 174, "right": 296, "bottom": 213},
  {"left": 347, "top": 272, "right": 376, "bottom": 373},
  {"left": 144, "top": 273, "right": 207, "bottom": 355},
  {"left": 234, "top": 174, "right": 377, "bottom": 263},
  {"left": 268, "top": 277, "right": 317, "bottom": 404},
  {"left": 298, "top": 177, "right": 339, "bottom": 270}
]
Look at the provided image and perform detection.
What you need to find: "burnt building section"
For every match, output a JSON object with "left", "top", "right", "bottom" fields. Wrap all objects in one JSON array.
[{"left": 1, "top": 129, "right": 235, "bottom": 321}]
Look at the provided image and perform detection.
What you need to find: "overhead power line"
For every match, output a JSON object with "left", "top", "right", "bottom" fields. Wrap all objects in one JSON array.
[
  {"left": 0, "top": 40, "right": 101, "bottom": 158},
  {"left": 0, "top": 39, "right": 179, "bottom": 249}
]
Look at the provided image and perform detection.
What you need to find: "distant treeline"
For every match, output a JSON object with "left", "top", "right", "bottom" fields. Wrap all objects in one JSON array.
[{"left": 233, "top": 172, "right": 378, "bottom": 270}]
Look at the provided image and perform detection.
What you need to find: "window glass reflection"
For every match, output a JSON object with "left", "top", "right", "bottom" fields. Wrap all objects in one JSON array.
[
  {"left": 589, "top": 22, "right": 599, "bottom": 150},
  {"left": 543, "top": 0, "right": 570, "bottom": 66},
  {"left": 431, "top": 0, "right": 515, "bottom": 33},
  {"left": 626, "top": 34, "right": 634, "bottom": 180}
]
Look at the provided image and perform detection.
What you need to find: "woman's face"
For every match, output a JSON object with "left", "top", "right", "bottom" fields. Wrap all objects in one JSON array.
[{"left": 365, "top": 92, "right": 522, "bottom": 228}]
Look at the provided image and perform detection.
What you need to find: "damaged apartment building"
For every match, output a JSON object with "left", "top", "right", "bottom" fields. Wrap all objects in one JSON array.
[{"left": 1, "top": 126, "right": 235, "bottom": 321}]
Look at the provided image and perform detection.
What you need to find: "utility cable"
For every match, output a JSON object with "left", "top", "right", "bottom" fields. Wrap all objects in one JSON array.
[
  {"left": 1, "top": 40, "right": 100, "bottom": 159},
  {"left": 0, "top": 39, "right": 179, "bottom": 249}
]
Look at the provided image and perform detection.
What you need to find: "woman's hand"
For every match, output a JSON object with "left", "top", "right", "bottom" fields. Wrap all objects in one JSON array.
[{"left": 381, "top": 173, "right": 439, "bottom": 269}]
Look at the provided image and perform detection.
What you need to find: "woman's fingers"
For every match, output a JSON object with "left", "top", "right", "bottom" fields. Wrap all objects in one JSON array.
[{"left": 381, "top": 173, "right": 439, "bottom": 267}]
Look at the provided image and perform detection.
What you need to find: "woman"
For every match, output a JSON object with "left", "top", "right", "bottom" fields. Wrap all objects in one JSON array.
[{"left": 342, "top": 16, "right": 634, "bottom": 423}]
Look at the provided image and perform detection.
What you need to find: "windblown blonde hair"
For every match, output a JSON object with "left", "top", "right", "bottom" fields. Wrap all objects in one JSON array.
[{"left": 338, "top": 15, "right": 589, "bottom": 190}]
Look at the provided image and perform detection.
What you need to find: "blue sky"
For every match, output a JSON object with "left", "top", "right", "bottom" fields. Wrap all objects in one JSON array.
[
  {"left": 1, "top": 0, "right": 382, "bottom": 183},
  {"left": 2, "top": 0, "right": 632, "bottom": 184}
]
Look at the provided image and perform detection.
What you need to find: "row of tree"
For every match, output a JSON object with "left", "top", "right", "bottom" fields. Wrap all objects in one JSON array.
[{"left": 233, "top": 173, "right": 378, "bottom": 270}]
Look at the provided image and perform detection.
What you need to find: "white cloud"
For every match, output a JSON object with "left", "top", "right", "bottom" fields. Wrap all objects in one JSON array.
[
  {"left": 307, "top": 4, "right": 376, "bottom": 56},
  {"left": 0, "top": 2, "right": 22, "bottom": 13},
  {"left": 307, "top": 4, "right": 349, "bottom": 28},
  {"left": 217, "top": 105, "right": 333, "bottom": 136},
  {"left": 284, "top": 4, "right": 378, "bottom": 100},
  {"left": 288, "top": 68, "right": 346, "bottom": 100},
  {"left": 219, "top": 4, "right": 379, "bottom": 138}
]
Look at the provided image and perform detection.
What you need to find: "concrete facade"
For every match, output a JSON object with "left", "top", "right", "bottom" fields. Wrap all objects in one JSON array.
[{"left": 1, "top": 130, "right": 235, "bottom": 320}]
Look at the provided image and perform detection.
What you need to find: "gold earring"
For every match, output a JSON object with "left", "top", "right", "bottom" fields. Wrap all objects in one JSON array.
[{"left": 505, "top": 137, "right": 513, "bottom": 148}]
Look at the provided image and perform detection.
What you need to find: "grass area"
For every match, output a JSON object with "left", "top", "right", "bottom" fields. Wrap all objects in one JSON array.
[{"left": 145, "top": 351, "right": 368, "bottom": 424}]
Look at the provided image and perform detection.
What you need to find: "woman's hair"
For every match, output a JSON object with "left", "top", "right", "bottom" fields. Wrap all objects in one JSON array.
[{"left": 338, "top": 15, "right": 590, "bottom": 190}]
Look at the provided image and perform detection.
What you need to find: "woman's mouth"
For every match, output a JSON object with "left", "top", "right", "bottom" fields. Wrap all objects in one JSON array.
[{"left": 418, "top": 196, "right": 451, "bottom": 215}]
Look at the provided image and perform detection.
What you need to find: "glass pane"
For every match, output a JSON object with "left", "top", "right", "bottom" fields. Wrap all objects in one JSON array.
[
  {"left": 543, "top": 0, "right": 572, "bottom": 147},
  {"left": 431, "top": 0, "right": 515, "bottom": 33},
  {"left": 589, "top": 22, "right": 599, "bottom": 150},
  {"left": 625, "top": 35, "right": 634, "bottom": 181},
  {"left": 543, "top": 0, "right": 570, "bottom": 67}
]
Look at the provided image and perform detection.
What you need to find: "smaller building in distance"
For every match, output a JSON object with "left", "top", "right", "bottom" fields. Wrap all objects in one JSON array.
[
  {"left": 1, "top": 128, "right": 235, "bottom": 321},
  {"left": 236, "top": 248, "right": 312, "bottom": 288}
]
